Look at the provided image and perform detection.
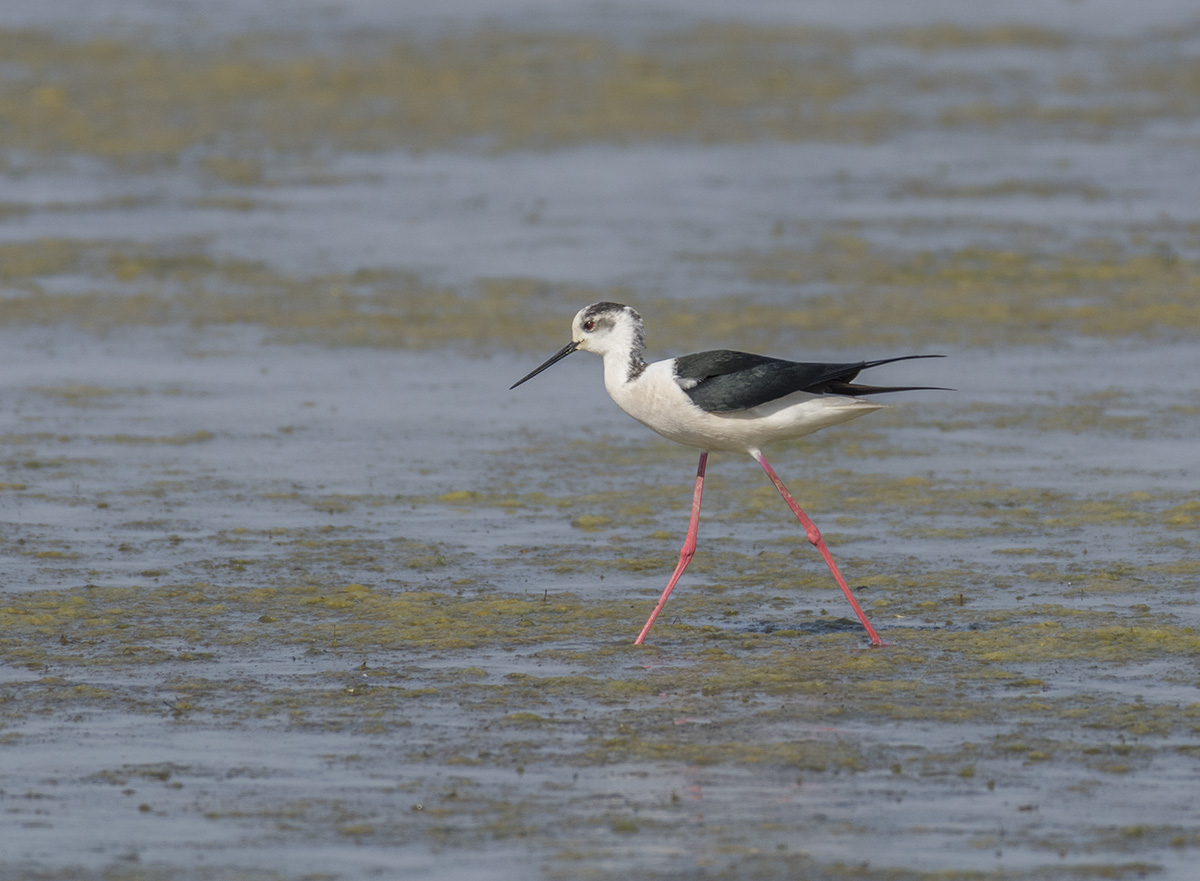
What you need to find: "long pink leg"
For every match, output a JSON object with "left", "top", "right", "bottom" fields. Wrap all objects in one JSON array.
[
  {"left": 753, "top": 451, "right": 883, "bottom": 647},
  {"left": 635, "top": 451, "right": 708, "bottom": 645}
]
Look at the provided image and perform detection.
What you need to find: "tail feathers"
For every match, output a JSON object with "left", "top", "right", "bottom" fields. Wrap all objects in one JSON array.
[
  {"left": 835, "top": 354, "right": 952, "bottom": 396},
  {"left": 861, "top": 354, "right": 943, "bottom": 368},
  {"left": 828, "top": 381, "right": 954, "bottom": 396}
]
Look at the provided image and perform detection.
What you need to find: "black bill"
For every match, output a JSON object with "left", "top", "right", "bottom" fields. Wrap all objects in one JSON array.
[{"left": 509, "top": 341, "right": 579, "bottom": 389}]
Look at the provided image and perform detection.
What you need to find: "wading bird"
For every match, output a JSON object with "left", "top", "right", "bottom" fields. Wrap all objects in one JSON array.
[{"left": 511, "top": 302, "right": 943, "bottom": 645}]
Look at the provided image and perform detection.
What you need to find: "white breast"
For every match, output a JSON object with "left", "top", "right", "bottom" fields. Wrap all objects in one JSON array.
[{"left": 605, "top": 360, "right": 885, "bottom": 455}]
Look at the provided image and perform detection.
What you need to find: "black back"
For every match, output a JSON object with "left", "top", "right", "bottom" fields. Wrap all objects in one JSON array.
[{"left": 675, "top": 351, "right": 945, "bottom": 413}]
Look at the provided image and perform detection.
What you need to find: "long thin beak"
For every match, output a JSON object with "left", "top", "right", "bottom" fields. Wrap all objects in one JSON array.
[{"left": 510, "top": 341, "right": 579, "bottom": 389}]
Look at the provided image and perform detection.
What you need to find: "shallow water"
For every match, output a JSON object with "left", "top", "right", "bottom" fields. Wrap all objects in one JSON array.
[{"left": 2, "top": 2, "right": 1200, "bottom": 880}]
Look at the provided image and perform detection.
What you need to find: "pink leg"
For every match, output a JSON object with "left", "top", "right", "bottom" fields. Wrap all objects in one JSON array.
[
  {"left": 635, "top": 451, "right": 708, "bottom": 645},
  {"left": 753, "top": 451, "right": 883, "bottom": 647}
]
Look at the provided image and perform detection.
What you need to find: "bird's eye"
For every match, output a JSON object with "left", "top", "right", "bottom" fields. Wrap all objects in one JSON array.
[{"left": 582, "top": 319, "right": 595, "bottom": 332}]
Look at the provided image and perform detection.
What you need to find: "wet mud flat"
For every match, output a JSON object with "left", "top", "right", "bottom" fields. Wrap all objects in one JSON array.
[
  {"left": 2, "top": 326, "right": 1198, "bottom": 881},
  {"left": 3, "top": 2, "right": 1200, "bottom": 879}
]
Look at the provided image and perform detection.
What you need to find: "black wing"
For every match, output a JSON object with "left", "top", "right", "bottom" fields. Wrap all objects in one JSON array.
[{"left": 674, "top": 351, "right": 946, "bottom": 413}]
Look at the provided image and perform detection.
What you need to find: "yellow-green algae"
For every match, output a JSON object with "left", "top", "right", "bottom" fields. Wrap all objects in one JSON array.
[
  {"left": 708, "top": 237, "right": 1200, "bottom": 347},
  {"left": 419, "top": 459, "right": 1200, "bottom": 566},
  {"left": 7, "top": 554, "right": 1197, "bottom": 881},
  {"left": 5, "top": 442, "right": 1195, "bottom": 640},
  {"left": 3, "top": 235, "right": 1199, "bottom": 352},
  {"left": 0, "top": 25, "right": 871, "bottom": 160},
  {"left": 4, "top": 581, "right": 1198, "bottom": 746},
  {"left": 4, "top": 22, "right": 1200, "bottom": 164}
]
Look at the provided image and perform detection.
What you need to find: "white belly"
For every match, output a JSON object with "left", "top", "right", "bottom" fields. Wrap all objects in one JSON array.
[{"left": 607, "top": 361, "right": 885, "bottom": 455}]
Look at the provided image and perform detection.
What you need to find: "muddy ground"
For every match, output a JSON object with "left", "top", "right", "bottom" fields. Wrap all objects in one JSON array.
[{"left": 2, "top": 2, "right": 1199, "bottom": 879}]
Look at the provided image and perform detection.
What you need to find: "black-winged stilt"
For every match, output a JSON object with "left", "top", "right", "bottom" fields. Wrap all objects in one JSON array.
[{"left": 511, "top": 302, "right": 944, "bottom": 646}]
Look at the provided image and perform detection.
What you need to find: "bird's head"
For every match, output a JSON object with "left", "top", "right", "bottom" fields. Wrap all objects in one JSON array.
[
  {"left": 510, "top": 302, "right": 645, "bottom": 389},
  {"left": 570, "top": 302, "right": 644, "bottom": 357}
]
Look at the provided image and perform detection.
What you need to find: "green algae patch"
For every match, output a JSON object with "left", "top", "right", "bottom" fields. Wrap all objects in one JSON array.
[
  {"left": 101, "top": 430, "right": 216, "bottom": 445},
  {"left": 0, "top": 25, "right": 902, "bottom": 162},
  {"left": 30, "top": 384, "right": 124, "bottom": 405},
  {"left": 498, "top": 712, "right": 556, "bottom": 727},
  {"left": 0, "top": 239, "right": 612, "bottom": 352},
  {"left": 4, "top": 566, "right": 1200, "bottom": 872},
  {"left": 697, "top": 239, "right": 1200, "bottom": 349},
  {"left": 974, "top": 623, "right": 1200, "bottom": 665},
  {"left": 14, "top": 574, "right": 1194, "bottom": 741},
  {"left": 3, "top": 233, "right": 1199, "bottom": 351},
  {"left": 571, "top": 514, "right": 614, "bottom": 531},
  {"left": 0, "top": 581, "right": 637, "bottom": 666},
  {"left": 4, "top": 21, "right": 1200, "bottom": 165},
  {"left": 286, "top": 585, "right": 637, "bottom": 652},
  {"left": 582, "top": 733, "right": 861, "bottom": 771}
]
